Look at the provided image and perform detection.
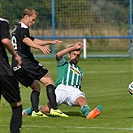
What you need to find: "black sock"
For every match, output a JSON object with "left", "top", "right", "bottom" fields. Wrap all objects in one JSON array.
[
  {"left": 30, "top": 90, "right": 40, "bottom": 112},
  {"left": 46, "top": 84, "right": 57, "bottom": 110},
  {"left": 10, "top": 105, "right": 22, "bottom": 133}
]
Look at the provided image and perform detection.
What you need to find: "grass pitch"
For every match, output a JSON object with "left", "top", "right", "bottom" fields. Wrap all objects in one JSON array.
[{"left": 0, "top": 58, "right": 133, "bottom": 133}]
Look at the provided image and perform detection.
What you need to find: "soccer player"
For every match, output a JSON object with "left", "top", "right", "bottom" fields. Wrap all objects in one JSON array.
[
  {"left": 0, "top": 18, "right": 22, "bottom": 133},
  {"left": 11, "top": 8, "right": 67, "bottom": 117},
  {"left": 23, "top": 42, "right": 102, "bottom": 119}
]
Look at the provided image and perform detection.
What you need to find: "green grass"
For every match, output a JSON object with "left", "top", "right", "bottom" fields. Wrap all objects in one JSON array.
[{"left": 0, "top": 58, "right": 133, "bottom": 133}]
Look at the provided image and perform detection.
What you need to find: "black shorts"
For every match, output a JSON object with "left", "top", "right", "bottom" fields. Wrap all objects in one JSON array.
[
  {"left": 0, "top": 76, "right": 21, "bottom": 103},
  {"left": 12, "top": 58, "right": 48, "bottom": 87}
]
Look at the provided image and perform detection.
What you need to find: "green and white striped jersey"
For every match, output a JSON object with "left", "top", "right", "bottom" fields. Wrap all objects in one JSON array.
[{"left": 55, "top": 57, "right": 83, "bottom": 89}]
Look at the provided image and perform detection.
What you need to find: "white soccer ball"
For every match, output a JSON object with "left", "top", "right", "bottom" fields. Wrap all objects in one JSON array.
[{"left": 128, "top": 82, "right": 133, "bottom": 95}]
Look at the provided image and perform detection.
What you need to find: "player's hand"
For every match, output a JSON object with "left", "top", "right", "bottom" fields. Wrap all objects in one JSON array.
[
  {"left": 52, "top": 40, "right": 63, "bottom": 45},
  {"left": 13, "top": 54, "right": 22, "bottom": 66},
  {"left": 75, "top": 42, "right": 83, "bottom": 49},
  {"left": 39, "top": 45, "right": 51, "bottom": 54}
]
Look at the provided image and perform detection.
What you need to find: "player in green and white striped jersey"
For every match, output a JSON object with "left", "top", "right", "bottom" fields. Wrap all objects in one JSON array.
[
  {"left": 23, "top": 42, "right": 102, "bottom": 119},
  {"left": 54, "top": 54, "right": 83, "bottom": 90}
]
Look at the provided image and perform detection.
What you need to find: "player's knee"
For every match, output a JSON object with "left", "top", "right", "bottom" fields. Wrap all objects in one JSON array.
[
  {"left": 10, "top": 101, "right": 22, "bottom": 108},
  {"left": 40, "top": 74, "right": 54, "bottom": 86},
  {"left": 75, "top": 96, "right": 87, "bottom": 106},
  {"left": 30, "top": 80, "right": 41, "bottom": 92}
]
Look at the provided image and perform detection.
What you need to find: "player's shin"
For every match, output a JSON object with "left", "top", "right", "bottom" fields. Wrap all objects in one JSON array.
[
  {"left": 10, "top": 105, "right": 22, "bottom": 133},
  {"left": 30, "top": 90, "right": 40, "bottom": 112},
  {"left": 46, "top": 84, "right": 57, "bottom": 110}
]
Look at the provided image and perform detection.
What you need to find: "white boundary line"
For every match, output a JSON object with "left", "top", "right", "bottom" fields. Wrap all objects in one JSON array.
[
  {"left": 88, "top": 70, "right": 130, "bottom": 74},
  {"left": 0, "top": 125, "right": 133, "bottom": 131}
]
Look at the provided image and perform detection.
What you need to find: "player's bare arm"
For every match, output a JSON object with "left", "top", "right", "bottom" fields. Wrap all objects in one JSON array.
[
  {"left": 23, "top": 37, "right": 51, "bottom": 54},
  {"left": 34, "top": 39, "right": 63, "bottom": 45},
  {"left": 2, "top": 38, "right": 22, "bottom": 65},
  {"left": 2, "top": 38, "right": 17, "bottom": 57},
  {"left": 56, "top": 42, "right": 83, "bottom": 61}
]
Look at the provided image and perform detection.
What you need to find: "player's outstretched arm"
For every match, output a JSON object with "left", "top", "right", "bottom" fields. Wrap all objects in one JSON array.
[
  {"left": 56, "top": 42, "right": 83, "bottom": 61},
  {"left": 34, "top": 39, "right": 63, "bottom": 46},
  {"left": 23, "top": 37, "right": 51, "bottom": 54}
]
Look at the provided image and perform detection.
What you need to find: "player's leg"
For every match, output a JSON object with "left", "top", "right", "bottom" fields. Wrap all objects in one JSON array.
[
  {"left": 10, "top": 102, "right": 22, "bottom": 133},
  {"left": 23, "top": 85, "right": 67, "bottom": 115},
  {"left": 13, "top": 61, "right": 47, "bottom": 117},
  {"left": 72, "top": 87, "right": 102, "bottom": 119},
  {"left": 40, "top": 72, "right": 57, "bottom": 109},
  {"left": 23, "top": 83, "right": 69, "bottom": 117},
  {"left": 74, "top": 96, "right": 91, "bottom": 117},
  {"left": 1, "top": 76, "right": 22, "bottom": 133},
  {"left": 40, "top": 73, "right": 68, "bottom": 117},
  {"left": 22, "top": 103, "right": 50, "bottom": 115},
  {"left": 22, "top": 85, "right": 61, "bottom": 115},
  {"left": 75, "top": 96, "right": 102, "bottom": 119},
  {"left": 22, "top": 106, "right": 33, "bottom": 115},
  {"left": 30, "top": 80, "right": 40, "bottom": 113},
  {"left": 30, "top": 80, "right": 47, "bottom": 117},
  {"left": 22, "top": 102, "right": 67, "bottom": 117}
]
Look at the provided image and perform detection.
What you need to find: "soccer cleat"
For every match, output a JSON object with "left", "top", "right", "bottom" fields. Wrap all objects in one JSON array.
[
  {"left": 22, "top": 107, "right": 33, "bottom": 115},
  {"left": 31, "top": 111, "right": 48, "bottom": 117},
  {"left": 22, "top": 106, "right": 42, "bottom": 115},
  {"left": 50, "top": 108, "right": 69, "bottom": 118},
  {"left": 86, "top": 105, "right": 102, "bottom": 119}
]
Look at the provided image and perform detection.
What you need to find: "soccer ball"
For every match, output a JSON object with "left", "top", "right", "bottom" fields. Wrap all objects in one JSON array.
[{"left": 128, "top": 82, "right": 133, "bottom": 95}]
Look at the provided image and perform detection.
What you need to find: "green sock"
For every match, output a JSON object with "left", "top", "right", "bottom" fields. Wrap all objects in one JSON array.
[
  {"left": 81, "top": 105, "right": 90, "bottom": 117},
  {"left": 24, "top": 107, "right": 33, "bottom": 115}
]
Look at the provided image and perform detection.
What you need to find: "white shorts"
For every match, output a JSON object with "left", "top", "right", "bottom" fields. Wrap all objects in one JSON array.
[{"left": 55, "top": 84, "right": 85, "bottom": 107}]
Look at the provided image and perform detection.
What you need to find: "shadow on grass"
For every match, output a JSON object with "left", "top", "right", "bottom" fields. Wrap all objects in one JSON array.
[
  {"left": 45, "top": 111, "right": 83, "bottom": 118},
  {"left": 63, "top": 111, "right": 83, "bottom": 117},
  {"left": 127, "top": 116, "right": 133, "bottom": 119}
]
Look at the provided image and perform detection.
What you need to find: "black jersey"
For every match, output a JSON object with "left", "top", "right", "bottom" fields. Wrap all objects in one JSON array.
[
  {"left": 12, "top": 22, "right": 35, "bottom": 60},
  {"left": 0, "top": 18, "right": 13, "bottom": 76},
  {"left": 11, "top": 22, "right": 48, "bottom": 87}
]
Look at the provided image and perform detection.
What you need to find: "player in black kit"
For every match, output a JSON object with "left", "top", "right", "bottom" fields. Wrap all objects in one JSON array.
[
  {"left": 0, "top": 18, "right": 22, "bottom": 133},
  {"left": 11, "top": 8, "right": 68, "bottom": 117}
]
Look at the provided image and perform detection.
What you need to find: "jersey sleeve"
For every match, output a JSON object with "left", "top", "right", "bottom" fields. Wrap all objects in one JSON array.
[
  {"left": 21, "top": 28, "right": 30, "bottom": 39},
  {"left": 21, "top": 28, "right": 34, "bottom": 41},
  {"left": 57, "top": 56, "right": 66, "bottom": 66}
]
